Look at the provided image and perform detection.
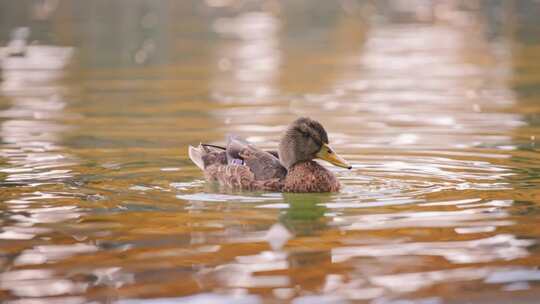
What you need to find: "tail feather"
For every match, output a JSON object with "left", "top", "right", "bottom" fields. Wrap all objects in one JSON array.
[{"left": 188, "top": 144, "right": 205, "bottom": 170}]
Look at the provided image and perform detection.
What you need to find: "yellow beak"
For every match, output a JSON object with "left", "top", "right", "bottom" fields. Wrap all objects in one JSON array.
[{"left": 315, "top": 143, "right": 352, "bottom": 169}]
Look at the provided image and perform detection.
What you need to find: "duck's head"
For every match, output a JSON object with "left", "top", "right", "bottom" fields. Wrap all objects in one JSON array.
[{"left": 278, "top": 117, "right": 352, "bottom": 170}]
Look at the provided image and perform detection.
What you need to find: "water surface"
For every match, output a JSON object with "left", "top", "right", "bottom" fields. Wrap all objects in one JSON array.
[{"left": 1, "top": 1, "right": 540, "bottom": 303}]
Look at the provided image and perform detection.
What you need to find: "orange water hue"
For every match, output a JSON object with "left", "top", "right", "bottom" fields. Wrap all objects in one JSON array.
[{"left": 1, "top": 1, "right": 539, "bottom": 303}]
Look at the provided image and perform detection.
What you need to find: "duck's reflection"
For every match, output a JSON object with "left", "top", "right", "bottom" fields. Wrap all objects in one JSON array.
[
  {"left": 280, "top": 193, "right": 330, "bottom": 236},
  {"left": 280, "top": 193, "right": 333, "bottom": 296},
  {"left": 189, "top": 193, "right": 333, "bottom": 297}
]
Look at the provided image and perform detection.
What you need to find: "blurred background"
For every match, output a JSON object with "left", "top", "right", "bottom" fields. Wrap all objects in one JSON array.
[{"left": 0, "top": 0, "right": 539, "bottom": 303}]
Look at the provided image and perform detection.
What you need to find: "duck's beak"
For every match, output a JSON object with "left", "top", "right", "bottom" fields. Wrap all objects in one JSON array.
[{"left": 316, "top": 143, "right": 352, "bottom": 169}]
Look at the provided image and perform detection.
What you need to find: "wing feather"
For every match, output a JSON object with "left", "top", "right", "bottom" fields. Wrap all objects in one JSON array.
[{"left": 227, "top": 136, "right": 286, "bottom": 181}]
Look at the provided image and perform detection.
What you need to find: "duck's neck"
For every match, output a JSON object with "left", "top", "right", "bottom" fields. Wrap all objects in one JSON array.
[{"left": 283, "top": 161, "right": 340, "bottom": 192}]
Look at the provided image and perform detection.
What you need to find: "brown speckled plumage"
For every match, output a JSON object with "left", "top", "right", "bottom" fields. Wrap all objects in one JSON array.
[
  {"left": 205, "top": 164, "right": 284, "bottom": 191},
  {"left": 188, "top": 117, "right": 350, "bottom": 193},
  {"left": 283, "top": 161, "right": 340, "bottom": 192}
]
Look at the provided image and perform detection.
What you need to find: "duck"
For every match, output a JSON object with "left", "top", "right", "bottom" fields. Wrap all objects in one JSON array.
[{"left": 188, "top": 117, "right": 351, "bottom": 192}]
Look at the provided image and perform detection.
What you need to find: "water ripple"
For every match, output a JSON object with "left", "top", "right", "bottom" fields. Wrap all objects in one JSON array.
[{"left": 332, "top": 234, "right": 533, "bottom": 264}]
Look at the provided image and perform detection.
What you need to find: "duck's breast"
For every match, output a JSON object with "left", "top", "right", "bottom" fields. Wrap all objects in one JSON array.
[{"left": 283, "top": 161, "right": 340, "bottom": 193}]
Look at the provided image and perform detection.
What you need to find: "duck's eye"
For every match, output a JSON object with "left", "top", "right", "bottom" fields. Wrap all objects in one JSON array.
[{"left": 328, "top": 149, "right": 333, "bottom": 154}]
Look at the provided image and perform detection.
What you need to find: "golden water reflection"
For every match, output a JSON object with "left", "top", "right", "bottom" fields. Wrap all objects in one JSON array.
[{"left": 1, "top": 1, "right": 540, "bottom": 303}]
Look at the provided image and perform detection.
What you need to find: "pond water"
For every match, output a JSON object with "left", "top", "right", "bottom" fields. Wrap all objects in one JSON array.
[{"left": 1, "top": 1, "right": 539, "bottom": 303}]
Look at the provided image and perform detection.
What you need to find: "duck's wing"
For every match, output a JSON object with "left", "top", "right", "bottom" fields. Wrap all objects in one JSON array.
[
  {"left": 227, "top": 136, "right": 287, "bottom": 181},
  {"left": 266, "top": 150, "right": 279, "bottom": 159},
  {"left": 188, "top": 143, "right": 227, "bottom": 170},
  {"left": 204, "top": 164, "right": 284, "bottom": 191}
]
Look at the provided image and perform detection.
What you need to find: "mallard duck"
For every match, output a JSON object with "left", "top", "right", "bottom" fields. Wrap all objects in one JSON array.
[{"left": 188, "top": 117, "right": 351, "bottom": 192}]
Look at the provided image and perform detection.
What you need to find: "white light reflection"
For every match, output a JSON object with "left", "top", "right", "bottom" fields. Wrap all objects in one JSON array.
[
  {"left": 265, "top": 223, "right": 292, "bottom": 251},
  {"left": 5, "top": 297, "right": 86, "bottom": 304},
  {"left": 92, "top": 267, "right": 135, "bottom": 288},
  {"left": 0, "top": 38, "right": 79, "bottom": 243},
  {"left": 332, "top": 234, "right": 533, "bottom": 264},
  {"left": 14, "top": 243, "right": 98, "bottom": 266},
  {"left": 369, "top": 266, "right": 540, "bottom": 294},
  {"left": 0, "top": 45, "right": 75, "bottom": 184},
  {"left": 117, "top": 293, "right": 261, "bottom": 304},
  {"left": 177, "top": 192, "right": 280, "bottom": 203},
  {"left": 208, "top": 6, "right": 285, "bottom": 138},
  {"left": 0, "top": 269, "right": 87, "bottom": 298},
  {"left": 213, "top": 250, "right": 290, "bottom": 289},
  {"left": 335, "top": 206, "right": 512, "bottom": 231},
  {"left": 320, "top": 273, "right": 385, "bottom": 301},
  {"left": 485, "top": 268, "right": 540, "bottom": 284},
  {"left": 196, "top": 224, "right": 293, "bottom": 291},
  {"left": 211, "top": 11, "right": 281, "bottom": 104}
]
